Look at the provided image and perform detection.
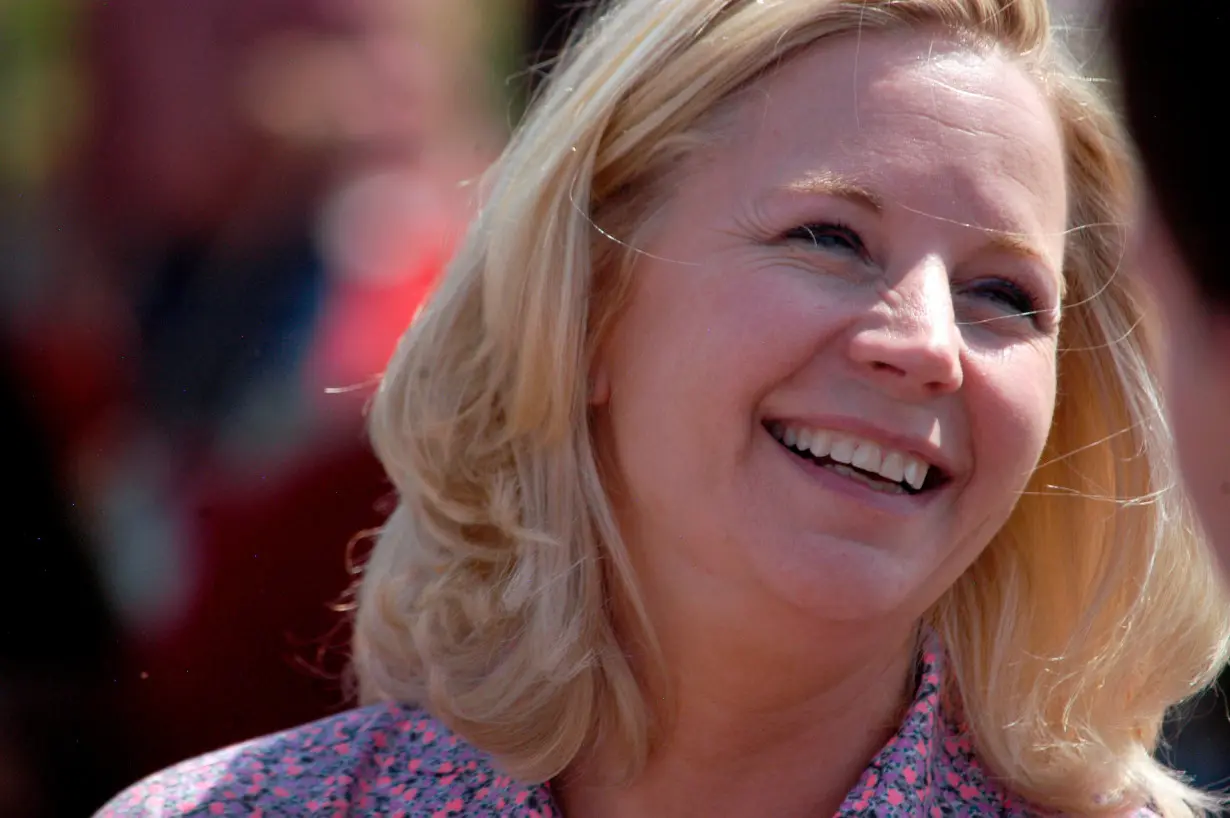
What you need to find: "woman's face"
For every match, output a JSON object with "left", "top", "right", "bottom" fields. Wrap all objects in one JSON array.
[{"left": 591, "top": 30, "right": 1068, "bottom": 634}]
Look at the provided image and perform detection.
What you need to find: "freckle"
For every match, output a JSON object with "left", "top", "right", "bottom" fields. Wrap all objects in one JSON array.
[{"left": 1221, "top": 481, "right": 1230, "bottom": 496}]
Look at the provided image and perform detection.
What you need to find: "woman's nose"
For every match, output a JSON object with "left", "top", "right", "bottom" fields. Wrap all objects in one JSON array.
[{"left": 847, "top": 258, "right": 964, "bottom": 400}]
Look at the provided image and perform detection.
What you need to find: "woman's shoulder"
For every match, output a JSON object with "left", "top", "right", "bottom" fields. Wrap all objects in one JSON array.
[{"left": 95, "top": 702, "right": 558, "bottom": 817}]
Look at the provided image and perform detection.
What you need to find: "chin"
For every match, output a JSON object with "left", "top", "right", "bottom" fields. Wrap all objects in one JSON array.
[{"left": 749, "top": 532, "right": 941, "bottom": 625}]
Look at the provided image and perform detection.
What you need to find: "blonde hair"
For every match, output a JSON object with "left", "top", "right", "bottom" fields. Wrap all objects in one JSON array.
[{"left": 355, "top": 1, "right": 1230, "bottom": 814}]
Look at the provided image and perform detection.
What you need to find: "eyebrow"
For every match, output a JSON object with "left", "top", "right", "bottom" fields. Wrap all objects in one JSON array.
[
  {"left": 778, "top": 171, "right": 884, "bottom": 214},
  {"left": 985, "top": 232, "right": 1049, "bottom": 265},
  {"left": 771, "top": 171, "right": 1063, "bottom": 294},
  {"left": 985, "top": 232, "right": 1064, "bottom": 296}
]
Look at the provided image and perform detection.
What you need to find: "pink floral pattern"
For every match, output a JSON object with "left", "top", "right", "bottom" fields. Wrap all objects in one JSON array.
[{"left": 96, "top": 636, "right": 1158, "bottom": 816}]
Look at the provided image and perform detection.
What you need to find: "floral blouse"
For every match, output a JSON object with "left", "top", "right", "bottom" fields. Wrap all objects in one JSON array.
[{"left": 96, "top": 638, "right": 1153, "bottom": 816}]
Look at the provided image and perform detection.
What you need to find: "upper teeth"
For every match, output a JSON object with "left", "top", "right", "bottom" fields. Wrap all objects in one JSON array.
[{"left": 771, "top": 422, "right": 932, "bottom": 491}]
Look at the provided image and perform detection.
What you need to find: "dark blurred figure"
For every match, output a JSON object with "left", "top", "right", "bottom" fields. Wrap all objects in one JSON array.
[
  {"left": 0, "top": 1, "right": 561, "bottom": 809},
  {"left": 57, "top": 0, "right": 395, "bottom": 779},
  {"left": 4, "top": 0, "right": 507, "bottom": 798},
  {"left": 1112, "top": 1, "right": 1221, "bottom": 320},
  {"left": 1110, "top": 0, "right": 1230, "bottom": 790},
  {"left": 0, "top": 348, "right": 130, "bottom": 818}
]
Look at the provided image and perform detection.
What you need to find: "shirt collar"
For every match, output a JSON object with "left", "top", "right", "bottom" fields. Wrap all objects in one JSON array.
[{"left": 833, "top": 630, "right": 1031, "bottom": 816}]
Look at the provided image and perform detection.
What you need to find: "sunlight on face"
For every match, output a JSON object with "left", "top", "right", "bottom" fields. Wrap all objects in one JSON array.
[{"left": 591, "top": 30, "right": 1068, "bottom": 636}]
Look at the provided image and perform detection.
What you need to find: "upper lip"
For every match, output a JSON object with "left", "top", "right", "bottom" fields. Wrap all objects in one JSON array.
[{"left": 762, "top": 414, "right": 961, "bottom": 479}]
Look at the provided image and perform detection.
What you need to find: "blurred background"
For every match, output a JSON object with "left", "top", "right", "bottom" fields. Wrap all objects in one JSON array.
[{"left": 0, "top": 1, "right": 1224, "bottom": 815}]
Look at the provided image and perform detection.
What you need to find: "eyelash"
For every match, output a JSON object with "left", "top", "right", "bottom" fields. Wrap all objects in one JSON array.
[
  {"left": 962, "top": 279, "right": 1044, "bottom": 320},
  {"left": 783, "top": 221, "right": 866, "bottom": 258},
  {"left": 782, "top": 220, "right": 1049, "bottom": 325}
]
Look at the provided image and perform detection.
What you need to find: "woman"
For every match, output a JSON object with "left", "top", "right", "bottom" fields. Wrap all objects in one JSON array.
[{"left": 99, "top": 0, "right": 1230, "bottom": 815}]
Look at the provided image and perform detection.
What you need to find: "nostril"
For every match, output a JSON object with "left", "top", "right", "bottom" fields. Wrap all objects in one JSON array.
[{"left": 871, "top": 360, "right": 905, "bottom": 376}]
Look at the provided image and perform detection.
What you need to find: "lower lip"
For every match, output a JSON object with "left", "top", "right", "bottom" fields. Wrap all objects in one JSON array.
[{"left": 769, "top": 431, "right": 937, "bottom": 515}]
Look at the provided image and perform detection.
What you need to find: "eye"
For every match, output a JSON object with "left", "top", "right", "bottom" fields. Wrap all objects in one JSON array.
[
  {"left": 782, "top": 222, "right": 867, "bottom": 258},
  {"left": 962, "top": 278, "right": 1051, "bottom": 326}
]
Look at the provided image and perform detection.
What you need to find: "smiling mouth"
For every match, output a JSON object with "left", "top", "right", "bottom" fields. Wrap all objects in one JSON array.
[{"left": 766, "top": 421, "right": 948, "bottom": 496}]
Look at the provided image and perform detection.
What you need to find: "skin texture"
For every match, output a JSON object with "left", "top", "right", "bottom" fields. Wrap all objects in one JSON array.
[
  {"left": 571, "top": 29, "right": 1069, "bottom": 818},
  {"left": 1131, "top": 209, "right": 1230, "bottom": 574}
]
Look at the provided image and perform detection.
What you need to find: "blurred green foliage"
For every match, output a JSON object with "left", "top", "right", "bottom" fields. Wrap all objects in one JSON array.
[
  {"left": 0, "top": 0, "right": 85, "bottom": 188},
  {"left": 479, "top": 0, "right": 531, "bottom": 128}
]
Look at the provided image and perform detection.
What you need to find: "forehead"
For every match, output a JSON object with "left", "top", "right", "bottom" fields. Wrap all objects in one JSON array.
[{"left": 707, "top": 29, "right": 1068, "bottom": 260}]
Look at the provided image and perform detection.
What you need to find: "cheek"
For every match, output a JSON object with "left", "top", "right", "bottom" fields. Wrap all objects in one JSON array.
[
  {"left": 608, "top": 263, "right": 828, "bottom": 411},
  {"left": 969, "top": 349, "right": 1058, "bottom": 479},
  {"left": 597, "top": 270, "right": 759, "bottom": 484},
  {"left": 598, "top": 264, "right": 842, "bottom": 505}
]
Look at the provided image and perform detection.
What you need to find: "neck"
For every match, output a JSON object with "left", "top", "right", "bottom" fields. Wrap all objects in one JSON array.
[{"left": 557, "top": 618, "right": 921, "bottom": 818}]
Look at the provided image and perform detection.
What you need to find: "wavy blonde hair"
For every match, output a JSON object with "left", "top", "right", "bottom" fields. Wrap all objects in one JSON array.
[{"left": 355, "top": 1, "right": 1230, "bottom": 814}]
